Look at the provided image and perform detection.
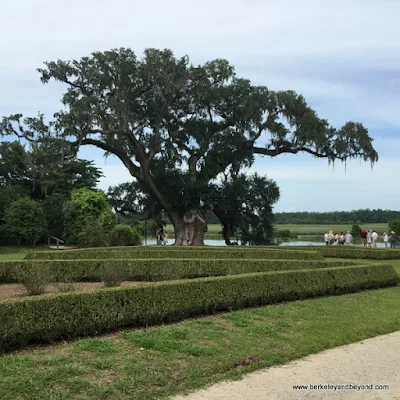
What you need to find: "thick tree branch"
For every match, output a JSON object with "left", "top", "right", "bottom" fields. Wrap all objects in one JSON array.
[
  {"left": 79, "top": 137, "right": 171, "bottom": 212},
  {"left": 253, "top": 145, "right": 359, "bottom": 161},
  {"left": 79, "top": 138, "right": 142, "bottom": 179}
]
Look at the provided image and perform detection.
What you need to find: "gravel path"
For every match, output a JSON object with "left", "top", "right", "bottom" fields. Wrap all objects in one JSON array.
[{"left": 174, "top": 331, "right": 400, "bottom": 400}]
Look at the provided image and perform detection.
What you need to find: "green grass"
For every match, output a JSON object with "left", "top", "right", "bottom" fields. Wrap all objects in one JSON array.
[
  {"left": 0, "top": 287, "right": 400, "bottom": 400},
  {"left": 166, "top": 223, "right": 390, "bottom": 240},
  {"left": 0, "top": 253, "right": 27, "bottom": 261},
  {"left": 0, "top": 286, "right": 398, "bottom": 399},
  {"left": 275, "top": 223, "right": 388, "bottom": 235},
  {"left": 0, "top": 246, "right": 399, "bottom": 398}
]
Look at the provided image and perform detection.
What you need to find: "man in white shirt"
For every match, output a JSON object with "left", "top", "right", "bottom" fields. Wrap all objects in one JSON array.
[
  {"left": 371, "top": 230, "right": 379, "bottom": 247},
  {"left": 344, "top": 231, "right": 353, "bottom": 245},
  {"left": 324, "top": 232, "right": 329, "bottom": 245}
]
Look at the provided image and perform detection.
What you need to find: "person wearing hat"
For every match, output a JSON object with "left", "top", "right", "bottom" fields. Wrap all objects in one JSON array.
[{"left": 389, "top": 231, "right": 397, "bottom": 249}]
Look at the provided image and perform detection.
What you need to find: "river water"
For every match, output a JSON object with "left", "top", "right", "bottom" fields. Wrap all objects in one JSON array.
[{"left": 143, "top": 239, "right": 391, "bottom": 248}]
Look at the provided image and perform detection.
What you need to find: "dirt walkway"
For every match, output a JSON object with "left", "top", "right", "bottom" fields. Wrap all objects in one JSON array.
[{"left": 174, "top": 331, "right": 400, "bottom": 400}]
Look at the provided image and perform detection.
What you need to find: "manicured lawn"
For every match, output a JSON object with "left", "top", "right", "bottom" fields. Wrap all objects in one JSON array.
[
  {"left": 390, "top": 260, "right": 400, "bottom": 275},
  {"left": 0, "top": 286, "right": 399, "bottom": 400},
  {"left": 275, "top": 223, "right": 388, "bottom": 235},
  {"left": 0, "top": 253, "right": 27, "bottom": 261}
]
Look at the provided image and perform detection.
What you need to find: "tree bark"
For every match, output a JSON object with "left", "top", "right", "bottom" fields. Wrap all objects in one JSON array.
[{"left": 171, "top": 210, "right": 208, "bottom": 246}]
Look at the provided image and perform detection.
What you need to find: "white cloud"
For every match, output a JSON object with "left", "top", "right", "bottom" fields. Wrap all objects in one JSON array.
[
  {"left": 1, "top": 0, "right": 399, "bottom": 212},
  {"left": 1, "top": 0, "right": 399, "bottom": 68},
  {"left": 98, "top": 163, "right": 135, "bottom": 190}
]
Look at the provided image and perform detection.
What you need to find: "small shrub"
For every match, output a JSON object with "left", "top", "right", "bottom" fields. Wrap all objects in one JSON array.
[
  {"left": 100, "top": 264, "right": 129, "bottom": 287},
  {"left": 14, "top": 263, "right": 51, "bottom": 296},
  {"left": 110, "top": 224, "right": 142, "bottom": 246},
  {"left": 78, "top": 220, "right": 110, "bottom": 248},
  {"left": 351, "top": 224, "right": 361, "bottom": 240}
]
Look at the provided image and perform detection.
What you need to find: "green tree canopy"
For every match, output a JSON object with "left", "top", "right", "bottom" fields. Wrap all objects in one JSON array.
[
  {"left": 0, "top": 48, "right": 379, "bottom": 245},
  {"left": 64, "top": 188, "right": 117, "bottom": 244},
  {"left": 4, "top": 198, "right": 46, "bottom": 245},
  {"left": 389, "top": 219, "right": 400, "bottom": 235},
  {"left": 0, "top": 139, "right": 102, "bottom": 199}
]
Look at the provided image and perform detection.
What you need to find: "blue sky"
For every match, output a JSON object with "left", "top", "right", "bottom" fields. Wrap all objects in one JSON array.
[{"left": 1, "top": 0, "right": 399, "bottom": 212}]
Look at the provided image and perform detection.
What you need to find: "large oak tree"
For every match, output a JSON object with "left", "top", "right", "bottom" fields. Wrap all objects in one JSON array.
[{"left": 0, "top": 48, "right": 378, "bottom": 245}]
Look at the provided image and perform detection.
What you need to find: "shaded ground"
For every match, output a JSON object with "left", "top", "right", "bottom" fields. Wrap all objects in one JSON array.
[{"left": 174, "top": 331, "right": 400, "bottom": 400}]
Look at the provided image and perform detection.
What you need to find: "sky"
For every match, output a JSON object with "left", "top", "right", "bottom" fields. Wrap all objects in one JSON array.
[{"left": 0, "top": 0, "right": 399, "bottom": 212}]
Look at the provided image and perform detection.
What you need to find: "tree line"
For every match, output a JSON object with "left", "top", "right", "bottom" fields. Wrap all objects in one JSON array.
[{"left": 274, "top": 210, "right": 400, "bottom": 225}]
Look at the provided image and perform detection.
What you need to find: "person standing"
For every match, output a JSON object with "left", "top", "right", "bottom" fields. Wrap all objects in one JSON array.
[
  {"left": 328, "top": 230, "right": 334, "bottom": 245},
  {"left": 389, "top": 231, "right": 397, "bottom": 249},
  {"left": 382, "top": 232, "right": 389, "bottom": 248},
  {"left": 371, "top": 229, "right": 378, "bottom": 248},
  {"left": 334, "top": 232, "right": 339, "bottom": 245},
  {"left": 156, "top": 229, "right": 164, "bottom": 246},
  {"left": 324, "top": 231, "right": 329, "bottom": 245},
  {"left": 366, "top": 229, "right": 372, "bottom": 248},
  {"left": 163, "top": 231, "right": 168, "bottom": 246},
  {"left": 360, "top": 229, "right": 368, "bottom": 247},
  {"left": 344, "top": 231, "right": 353, "bottom": 245}
]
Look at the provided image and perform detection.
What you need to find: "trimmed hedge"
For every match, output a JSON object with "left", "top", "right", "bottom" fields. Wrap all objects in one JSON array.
[
  {"left": 272, "top": 246, "right": 400, "bottom": 260},
  {"left": 24, "top": 248, "right": 323, "bottom": 261},
  {"left": 0, "top": 259, "right": 359, "bottom": 283},
  {"left": 0, "top": 263, "right": 397, "bottom": 352}
]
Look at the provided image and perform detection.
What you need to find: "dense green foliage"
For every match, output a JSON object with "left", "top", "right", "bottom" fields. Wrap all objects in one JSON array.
[
  {"left": 25, "top": 248, "right": 323, "bottom": 260},
  {"left": 0, "top": 264, "right": 396, "bottom": 352},
  {"left": 0, "top": 138, "right": 106, "bottom": 245},
  {"left": 110, "top": 224, "right": 142, "bottom": 246},
  {"left": 351, "top": 223, "right": 361, "bottom": 240},
  {"left": 274, "top": 209, "right": 400, "bottom": 224},
  {"left": 0, "top": 258, "right": 358, "bottom": 283},
  {"left": 64, "top": 188, "right": 117, "bottom": 245},
  {"left": 389, "top": 219, "right": 400, "bottom": 234},
  {"left": 3, "top": 198, "right": 46, "bottom": 245}
]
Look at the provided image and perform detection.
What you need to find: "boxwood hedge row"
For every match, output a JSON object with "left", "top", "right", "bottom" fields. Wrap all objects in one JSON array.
[
  {"left": 0, "top": 259, "right": 359, "bottom": 283},
  {"left": 0, "top": 264, "right": 397, "bottom": 352},
  {"left": 24, "top": 248, "right": 323, "bottom": 261},
  {"left": 271, "top": 246, "right": 400, "bottom": 260}
]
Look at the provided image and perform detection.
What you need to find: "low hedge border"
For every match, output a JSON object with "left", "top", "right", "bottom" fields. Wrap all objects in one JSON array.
[
  {"left": 0, "top": 259, "right": 360, "bottom": 283},
  {"left": 0, "top": 263, "right": 397, "bottom": 352},
  {"left": 270, "top": 246, "right": 400, "bottom": 260},
  {"left": 24, "top": 248, "right": 324, "bottom": 261}
]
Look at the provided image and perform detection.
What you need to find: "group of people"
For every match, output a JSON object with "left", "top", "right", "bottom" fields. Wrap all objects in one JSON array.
[
  {"left": 156, "top": 228, "right": 168, "bottom": 246},
  {"left": 324, "top": 231, "right": 354, "bottom": 246},
  {"left": 323, "top": 229, "right": 397, "bottom": 248},
  {"left": 359, "top": 229, "right": 396, "bottom": 248}
]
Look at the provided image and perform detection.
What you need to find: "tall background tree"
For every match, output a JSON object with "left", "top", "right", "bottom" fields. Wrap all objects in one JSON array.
[
  {"left": 0, "top": 136, "right": 104, "bottom": 245},
  {"left": 1, "top": 48, "right": 378, "bottom": 245}
]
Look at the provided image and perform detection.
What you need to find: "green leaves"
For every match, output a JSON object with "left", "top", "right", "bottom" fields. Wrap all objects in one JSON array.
[{"left": 4, "top": 198, "right": 46, "bottom": 244}]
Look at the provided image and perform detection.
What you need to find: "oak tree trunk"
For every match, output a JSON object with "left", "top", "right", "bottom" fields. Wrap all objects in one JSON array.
[{"left": 172, "top": 210, "right": 208, "bottom": 246}]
